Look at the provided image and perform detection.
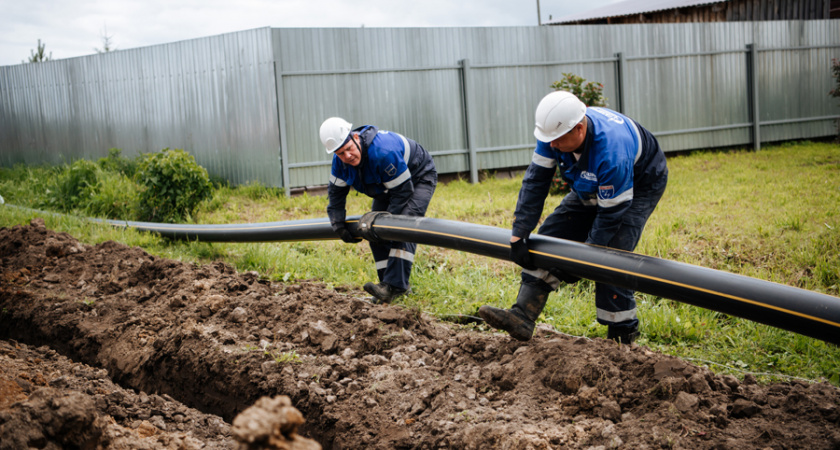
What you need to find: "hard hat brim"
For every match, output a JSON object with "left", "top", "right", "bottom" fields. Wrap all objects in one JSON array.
[
  {"left": 325, "top": 133, "right": 353, "bottom": 154},
  {"left": 534, "top": 126, "right": 569, "bottom": 143}
]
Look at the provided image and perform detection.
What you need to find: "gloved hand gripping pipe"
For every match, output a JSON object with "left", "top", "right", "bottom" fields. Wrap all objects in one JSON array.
[{"left": 357, "top": 211, "right": 390, "bottom": 244}]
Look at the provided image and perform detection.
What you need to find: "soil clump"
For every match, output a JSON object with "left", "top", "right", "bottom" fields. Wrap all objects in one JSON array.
[{"left": 1, "top": 218, "right": 839, "bottom": 449}]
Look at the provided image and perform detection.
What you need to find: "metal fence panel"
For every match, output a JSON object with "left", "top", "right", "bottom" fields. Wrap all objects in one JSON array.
[
  {"left": 1, "top": 22, "right": 838, "bottom": 190},
  {"left": 754, "top": 21, "right": 840, "bottom": 141},
  {"left": 0, "top": 28, "right": 280, "bottom": 186}
]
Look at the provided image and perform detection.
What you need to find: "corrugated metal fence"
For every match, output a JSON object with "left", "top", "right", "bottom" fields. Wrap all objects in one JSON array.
[{"left": 1, "top": 22, "right": 838, "bottom": 190}]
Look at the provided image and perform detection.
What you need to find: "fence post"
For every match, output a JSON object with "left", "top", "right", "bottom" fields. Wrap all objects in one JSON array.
[
  {"left": 460, "top": 58, "right": 479, "bottom": 184},
  {"left": 275, "top": 62, "right": 292, "bottom": 196},
  {"left": 747, "top": 43, "right": 761, "bottom": 151},
  {"left": 614, "top": 52, "right": 625, "bottom": 113}
]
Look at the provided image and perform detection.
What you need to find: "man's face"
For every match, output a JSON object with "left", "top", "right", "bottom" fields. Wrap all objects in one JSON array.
[
  {"left": 334, "top": 134, "right": 362, "bottom": 166},
  {"left": 549, "top": 121, "right": 586, "bottom": 153}
]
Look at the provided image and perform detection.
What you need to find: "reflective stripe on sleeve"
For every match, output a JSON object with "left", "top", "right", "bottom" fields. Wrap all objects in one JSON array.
[
  {"left": 532, "top": 152, "right": 557, "bottom": 169},
  {"left": 330, "top": 175, "right": 348, "bottom": 187},
  {"left": 398, "top": 133, "right": 411, "bottom": 162},
  {"left": 628, "top": 120, "right": 643, "bottom": 163}
]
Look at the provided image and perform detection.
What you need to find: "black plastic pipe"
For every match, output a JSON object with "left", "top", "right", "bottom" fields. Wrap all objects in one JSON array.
[
  {"left": 358, "top": 213, "right": 840, "bottom": 346},
  {"left": 99, "top": 211, "right": 840, "bottom": 346},
  {"left": 104, "top": 217, "right": 340, "bottom": 242}
]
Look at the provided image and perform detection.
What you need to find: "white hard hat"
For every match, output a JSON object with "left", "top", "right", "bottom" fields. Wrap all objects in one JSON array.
[
  {"left": 319, "top": 117, "right": 353, "bottom": 154},
  {"left": 533, "top": 91, "right": 587, "bottom": 142}
]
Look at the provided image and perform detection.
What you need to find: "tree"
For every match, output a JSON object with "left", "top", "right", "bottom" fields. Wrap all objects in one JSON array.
[
  {"left": 94, "top": 25, "right": 117, "bottom": 53},
  {"left": 550, "top": 73, "right": 607, "bottom": 107},
  {"left": 830, "top": 58, "right": 840, "bottom": 138},
  {"left": 25, "top": 39, "right": 52, "bottom": 63}
]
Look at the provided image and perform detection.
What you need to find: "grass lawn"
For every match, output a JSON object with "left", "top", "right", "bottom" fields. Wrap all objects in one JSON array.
[{"left": 1, "top": 140, "right": 839, "bottom": 385}]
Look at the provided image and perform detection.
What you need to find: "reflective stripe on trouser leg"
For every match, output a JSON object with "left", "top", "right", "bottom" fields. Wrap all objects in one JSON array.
[
  {"left": 369, "top": 236, "right": 416, "bottom": 291},
  {"left": 368, "top": 176, "right": 435, "bottom": 290},
  {"left": 595, "top": 283, "right": 638, "bottom": 327},
  {"left": 382, "top": 241, "right": 415, "bottom": 291},
  {"left": 521, "top": 268, "right": 562, "bottom": 292},
  {"left": 370, "top": 241, "right": 390, "bottom": 283}
]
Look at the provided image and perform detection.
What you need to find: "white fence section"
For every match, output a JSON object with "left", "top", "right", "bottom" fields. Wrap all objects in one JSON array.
[{"left": 1, "top": 22, "right": 838, "bottom": 189}]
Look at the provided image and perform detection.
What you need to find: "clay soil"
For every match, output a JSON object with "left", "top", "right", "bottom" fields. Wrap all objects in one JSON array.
[{"left": 1, "top": 218, "right": 839, "bottom": 449}]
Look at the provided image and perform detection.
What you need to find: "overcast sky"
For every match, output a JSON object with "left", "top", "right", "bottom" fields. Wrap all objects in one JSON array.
[{"left": 1, "top": 0, "right": 622, "bottom": 66}]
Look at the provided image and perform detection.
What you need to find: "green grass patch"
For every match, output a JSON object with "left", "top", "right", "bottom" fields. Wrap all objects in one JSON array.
[{"left": 1, "top": 140, "right": 839, "bottom": 385}]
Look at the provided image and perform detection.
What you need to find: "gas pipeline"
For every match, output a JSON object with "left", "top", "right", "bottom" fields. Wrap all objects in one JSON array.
[{"left": 100, "top": 211, "right": 840, "bottom": 346}]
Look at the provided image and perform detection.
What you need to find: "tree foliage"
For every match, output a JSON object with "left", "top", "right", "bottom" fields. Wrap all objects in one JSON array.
[
  {"left": 550, "top": 73, "right": 607, "bottom": 107},
  {"left": 830, "top": 58, "right": 840, "bottom": 101},
  {"left": 94, "top": 25, "right": 117, "bottom": 53},
  {"left": 25, "top": 39, "right": 52, "bottom": 63}
]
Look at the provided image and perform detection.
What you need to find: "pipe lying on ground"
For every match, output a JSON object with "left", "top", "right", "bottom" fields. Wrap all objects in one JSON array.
[
  {"left": 104, "top": 217, "right": 340, "bottom": 242},
  {"left": 99, "top": 211, "right": 840, "bottom": 346},
  {"left": 361, "top": 212, "right": 840, "bottom": 345},
  {"left": 4, "top": 202, "right": 836, "bottom": 346}
]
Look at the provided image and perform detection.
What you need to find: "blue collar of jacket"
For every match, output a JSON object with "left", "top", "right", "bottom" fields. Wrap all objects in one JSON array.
[
  {"left": 567, "top": 115, "right": 595, "bottom": 171},
  {"left": 343, "top": 125, "right": 377, "bottom": 173},
  {"left": 355, "top": 125, "right": 378, "bottom": 151}
]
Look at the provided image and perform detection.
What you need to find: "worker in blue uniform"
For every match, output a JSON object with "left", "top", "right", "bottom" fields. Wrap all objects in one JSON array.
[
  {"left": 320, "top": 117, "right": 437, "bottom": 304},
  {"left": 479, "top": 91, "right": 669, "bottom": 344}
]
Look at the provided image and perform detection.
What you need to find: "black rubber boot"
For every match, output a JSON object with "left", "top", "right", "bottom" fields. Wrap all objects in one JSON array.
[
  {"left": 607, "top": 324, "right": 639, "bottom": 345},
  {"left": 363, "top": 282, "right": 407, "bottom": 304},
  {"left": 478, "top": 283, "right": 550, "bottom": 341}
]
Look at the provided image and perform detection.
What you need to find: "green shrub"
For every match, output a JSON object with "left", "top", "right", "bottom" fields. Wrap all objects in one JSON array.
[
  {"left": 82, "top": 170, "right": 140, "bottom": 220},
  {"left": 829, "top": 58, "right": 840, "bottom": 100},
  {"left": 550, "top": 73, "right": 607, "bottom": 107},
  {"left": 548, "top": 73, "right": 608, "bottom": 195},
  {"left": 136, "top": 148, "right": 212, "bottom": 223},
  {"left": 98, "top": 148, "right": 138, "bottom": 177},
  {"left": 43, "top": 159, "right": 100, "bottom": 212},
  {"left": 41, "top": 157, "right": 141, "bottom": 219},
  {"left": 0, "top": 164, "right": 57, "bottom": 207}
]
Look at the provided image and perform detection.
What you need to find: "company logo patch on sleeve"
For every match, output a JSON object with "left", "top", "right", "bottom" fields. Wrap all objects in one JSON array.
[
  {"left": 598, "top": 185, "right": 615, "bottom": 199},
  {"left": 385, "top": 164, "right": 397, "bottom": 177}
]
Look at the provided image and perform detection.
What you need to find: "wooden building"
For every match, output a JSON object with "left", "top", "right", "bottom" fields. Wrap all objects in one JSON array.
[{"left": 549, "top": 0, "right": 838, "bottom": 25}]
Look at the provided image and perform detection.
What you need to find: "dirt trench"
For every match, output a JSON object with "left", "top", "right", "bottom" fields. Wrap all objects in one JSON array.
[{"left": 1, "top": 218, "right": 839, "bottom": 449}]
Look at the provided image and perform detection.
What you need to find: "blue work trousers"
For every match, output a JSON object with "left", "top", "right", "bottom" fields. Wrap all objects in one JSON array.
[
  {"left": 370, "top": 180, "right": 436, "bottom": 291},
  {"left": 523, "top": 174, "right": 668, "bottom": 328}
]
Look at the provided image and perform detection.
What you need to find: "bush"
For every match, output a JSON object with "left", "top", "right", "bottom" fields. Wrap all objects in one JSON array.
[
  {"left": 43, "top": 159, "right": 100, "bottom": 212},
  {"left": 550, "top": 73, "right": 607, "bottom": 108},
  {"left": 829, "top": 58, "right": 840, "bottom": 138},
  {"left": 42, "top": 157, "right": 141, "bottom": 220},
  {"left": 97, "top": 148, "right": 138, "bottom": 177},
  {"left": 136, "top": 148, "right": 212, "bottom": 223},
  {"left": 83, "top": 170, "right": 140, "bottom": 220},
  {"left": 829, "top": 58, "right": 840, "bottom": 100},
  {"left": 548, "top": 73, "right": 608, "bottom": 195}
]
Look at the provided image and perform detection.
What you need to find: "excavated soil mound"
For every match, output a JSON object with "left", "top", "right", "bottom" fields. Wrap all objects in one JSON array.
[{"left": 1, "top": 218, "right": 839, "bottom": 449}]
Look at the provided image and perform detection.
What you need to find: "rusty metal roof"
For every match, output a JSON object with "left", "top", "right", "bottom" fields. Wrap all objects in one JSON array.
[{"left": 548, "top": 0, "right": 727, "bottom": 24}]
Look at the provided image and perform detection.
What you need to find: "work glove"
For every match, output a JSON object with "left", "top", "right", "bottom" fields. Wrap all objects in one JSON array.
[
  {"left": 510, "top": 237, "right": 537, "bottom": 270},
  {"left": 335, "top": 227, "right": 359, "bottom": 244}
]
